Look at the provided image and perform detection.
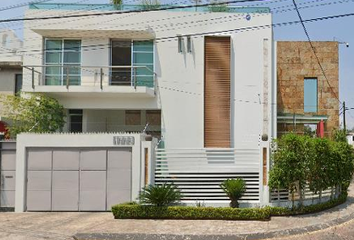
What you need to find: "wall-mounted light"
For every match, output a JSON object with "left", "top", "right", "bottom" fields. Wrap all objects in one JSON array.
[{"left": 187, "top": 36, "right": 192, "bottom": 53}]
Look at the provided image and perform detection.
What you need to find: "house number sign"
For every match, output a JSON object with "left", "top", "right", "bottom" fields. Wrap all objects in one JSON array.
[{"left": 113, "top": 136, "right": 135, "bottom": 146}]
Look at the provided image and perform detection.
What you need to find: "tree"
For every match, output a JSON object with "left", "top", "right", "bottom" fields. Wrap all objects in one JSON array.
[
  {"left": 0, "top": 93, "right": 65, "bottom": 137},
  {"left": 268, "top": 134, "right": 311, "bottom": 208}
]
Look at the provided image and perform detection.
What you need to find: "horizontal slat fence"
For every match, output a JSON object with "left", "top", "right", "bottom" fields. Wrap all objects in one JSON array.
[
  {"left": 271, "top": 185, "right": 333, "bottom": 202},
  {"left": 155, "top": 148, "right": 261, "bottom": 202}
]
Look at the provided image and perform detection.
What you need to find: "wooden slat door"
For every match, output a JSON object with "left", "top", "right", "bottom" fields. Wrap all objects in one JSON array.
[{"left": 204, "top": 36, "right": 231, "bottom": 148}]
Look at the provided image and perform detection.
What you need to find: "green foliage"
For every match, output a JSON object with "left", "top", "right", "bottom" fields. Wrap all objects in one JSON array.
[
  {"left": 141, "top": 0, "right": 161, "bottom": 10},
  {"left": 139, "top": 183, "right": 182, "bottom": 207},
  {"left": 220, "top": 178, "right": 246, "bottom": 208},
  {"left": 331, "top": 141, "right": 354, "bottom": 191},
  {"left": 332, "top": 129, "right": 347, "bottom": 143},
  {"left": 208, "top": 0, "right": 229, "bottom": 12},
  {"left": 269, "top": 192, "right": 347, "bottom": 216},
  {"left": 111, "top": 0, "right": 122, "bottom": 6},
  {"left": 112, "top": 193, "right": 348, "bottom": 220},
  {"left": 268, "top": 134, "right": 311, "bottom": 194},
  {"left": 269, "top": 133, "right": 354, "bottom": 205},
  {"left": 0, "top": 93, "right": 65, "bottom": 137},
  {"left": 307, "top": 138, "right": 332, "bottom": 194},
  {"left": 112, "top": 204, "right": 271, "bottom": 220}
]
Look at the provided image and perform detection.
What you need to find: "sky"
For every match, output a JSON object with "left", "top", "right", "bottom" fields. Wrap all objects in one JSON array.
[{"left": 0, "top": 0, "right": 353, "bottom": 130}]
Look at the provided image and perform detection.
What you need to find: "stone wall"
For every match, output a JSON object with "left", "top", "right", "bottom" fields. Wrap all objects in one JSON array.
[{"left": 277, "top": 41, "right": 339, "bottom": 137}]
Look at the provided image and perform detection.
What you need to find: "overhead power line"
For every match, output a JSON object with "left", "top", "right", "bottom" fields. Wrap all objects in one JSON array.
[
  {"left": 291, "top": 0, "right": 341, "bottom": 104},
  {"left": 0, "top": 0, "right": 273, "bottom": 23}
]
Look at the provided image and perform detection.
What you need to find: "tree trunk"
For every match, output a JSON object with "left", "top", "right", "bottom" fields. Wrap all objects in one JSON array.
[{"left": 230, "top": 199, "right": 239, "bottom": 208}]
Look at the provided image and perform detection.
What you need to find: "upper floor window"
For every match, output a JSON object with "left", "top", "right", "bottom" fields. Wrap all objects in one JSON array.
[
  {"left": 111, "top": 40, "right": 154, "bottom": 87},
  {"left": 44, "top": 39, "right": 81, "bottom": 86},
  {"left": 304, "top": 78, "right": 318, "bottom": 113},
  {"left": 15, "top": 74, "right": 23, "bottom": 94}
]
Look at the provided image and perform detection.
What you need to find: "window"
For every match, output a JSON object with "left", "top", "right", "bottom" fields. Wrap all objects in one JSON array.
[
  {"left": 125, "top": 110, "right": 141, "bottom": 125},
  {"left": 304, "top": 78, "right": 318, "bottom": 113},
  {"left": 69, "top": 109, "right": 83, "bottom": 133},
  {"left": 146, "top": 110, "right": 161, "bottom": 125},
  {"left": 111, "top": 40, "right": 154, "bottom": 87},
  {"left": 45, "top": 39, "right": 81, "bottom": 86},
  {"left": 15, "top": 74, "right": 22, "bottom": 94}
]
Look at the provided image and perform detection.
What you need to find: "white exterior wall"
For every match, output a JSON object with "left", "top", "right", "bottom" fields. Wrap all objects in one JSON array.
[{"left": 22, "top": 9, "right": 273, "bottom": 150}]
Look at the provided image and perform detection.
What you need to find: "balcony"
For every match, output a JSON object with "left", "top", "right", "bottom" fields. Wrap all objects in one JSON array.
[{"left": 22, "top": 65, "right": 156, "bottom": 98}]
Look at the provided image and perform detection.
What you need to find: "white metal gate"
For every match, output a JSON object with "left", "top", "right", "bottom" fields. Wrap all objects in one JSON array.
[{"left": 26, "top": 148, "right": 132, "bottom": 211}]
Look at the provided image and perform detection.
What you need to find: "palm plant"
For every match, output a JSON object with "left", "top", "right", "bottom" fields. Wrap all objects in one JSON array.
[
  {"left": 220, "top": 178, "right": 246, "bottom": 208},
  {"left": 111, "top": 0, "right": 122, "bottom": 10},
  {"left": 141, "top": 0, "right": 161, "bottom": 10},
  {"left": 139, "top": 183, "right": 182, "bottom": 207}
]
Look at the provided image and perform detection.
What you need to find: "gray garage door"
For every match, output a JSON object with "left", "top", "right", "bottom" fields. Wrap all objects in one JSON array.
[
  {"left": 0, "top": 142, "right": 16, "bottom": 209},
  {"left": 26, "top": 148, "right": 132, "bottom": 212}
]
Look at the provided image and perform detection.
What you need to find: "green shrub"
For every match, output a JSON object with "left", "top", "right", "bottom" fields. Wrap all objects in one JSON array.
[
  {"left": 269, "top": 192, "right": 347, "bottom": 216},
  {"left": 269, "top": 133, "right": 354, "bottom": 206},
  {"left": 112, "top": 204, "right": 271, "bottom": 220},
  {"left": 112, "top": 193, "right": 347, "bottom": 220},
  {"left": 220, "top": 178, "right": 246, "bottom": 208},
  {"left": 269, "top": 134, "right": 311, "bottom": 207},
  {"left": 138, "top": 183, "right": 182, "bottom": 207}
]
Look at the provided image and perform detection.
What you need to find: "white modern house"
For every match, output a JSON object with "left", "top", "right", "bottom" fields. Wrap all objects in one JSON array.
[{"left": 0, "top": 3, "right": 277, "bottom": 212}]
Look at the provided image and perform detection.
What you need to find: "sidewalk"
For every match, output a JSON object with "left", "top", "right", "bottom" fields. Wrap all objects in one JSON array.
[
  {"left": 75, "top": 183, "right": 354, "bottom": 240},
  {"left": 0, "top": 185, "right": 353, "bottom": 240}
]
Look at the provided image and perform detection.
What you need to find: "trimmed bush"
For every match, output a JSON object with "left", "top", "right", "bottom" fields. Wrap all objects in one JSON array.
[
  {"left": 269, "top": 192, "right": 347, "bottom": 216},
  {"left": 112, "top": 204, "right": 271, "bottom": 220},
  {"left": 112, "top": 193, "right": 348, "bottom": 220}
]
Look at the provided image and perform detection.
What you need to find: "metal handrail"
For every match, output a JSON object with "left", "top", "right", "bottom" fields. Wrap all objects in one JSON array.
[{"left": 23, "top": 65, "right": 157, "bottom": 90}]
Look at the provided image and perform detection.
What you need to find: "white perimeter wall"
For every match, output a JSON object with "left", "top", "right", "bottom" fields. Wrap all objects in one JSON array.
[
  {"left": 15, "top": 133, "right": 154, "bottom": 212},
  {"left": 22, "top": 9, "right": 273, "bottom": 149}
]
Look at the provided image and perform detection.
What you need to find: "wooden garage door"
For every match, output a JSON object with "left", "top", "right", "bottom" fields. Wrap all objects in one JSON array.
[{"left": 204, "top": 36, "right": 231, "bottom": 148}]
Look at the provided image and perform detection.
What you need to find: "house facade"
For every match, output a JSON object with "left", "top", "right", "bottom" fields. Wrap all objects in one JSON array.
[
  {"left": 4, "top": 2, "right": 277, "bottom": 211},
  {"left": 276, "top": 41, "right": 340, "bottom": 137},
  {"left": 0, "top": 29, "right": 23, "bottom": 137}
]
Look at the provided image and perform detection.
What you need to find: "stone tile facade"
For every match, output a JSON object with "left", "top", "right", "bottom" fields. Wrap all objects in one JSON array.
[{"left": 277, "top": 41, "right": 339, "bottom": 137}]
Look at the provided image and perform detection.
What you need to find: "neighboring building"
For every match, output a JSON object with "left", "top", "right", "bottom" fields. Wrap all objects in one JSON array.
[
  {"left": 1, "top": 2, "right": 291, "bottom": 212},
  {"left": 0, "top": 29, "right": 23, "bottom": 138},
  {"left": 276, "top": 41, "right": 340, "bottom": 138},
  {"left": 347, "top": 133, "right": 354, "bottom": 147}
]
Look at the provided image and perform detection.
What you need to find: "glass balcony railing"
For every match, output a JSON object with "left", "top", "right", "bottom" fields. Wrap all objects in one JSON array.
[{"left": 29, "top": 3, "right": 270, "bottom": 14}]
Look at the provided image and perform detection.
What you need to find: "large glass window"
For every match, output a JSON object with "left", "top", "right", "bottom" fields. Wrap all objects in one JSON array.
[
  {"left": 45, "top": 39, "right": 81, "bottom": 86},
  {"left": 304, "top": 78, "right": 318, "bottom": 113},
  {"left": 111, "top": 40, "right": 154, "bottom": 87}
]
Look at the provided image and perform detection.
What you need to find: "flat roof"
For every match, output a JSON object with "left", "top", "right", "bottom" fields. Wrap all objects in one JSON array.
[{"left": 29, "top": 3, "right": 270, "bottom": 13}]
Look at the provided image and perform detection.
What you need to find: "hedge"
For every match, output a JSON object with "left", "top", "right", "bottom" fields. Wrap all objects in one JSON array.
[
  {"left": 112, "top": 194, "right": 347, "bottom": 221},
  {"left": 269, "top": 193, "right": 348, "bottom": 216},
  {"left": 112, "top": 205, "right": 271, "bottom": 220}
]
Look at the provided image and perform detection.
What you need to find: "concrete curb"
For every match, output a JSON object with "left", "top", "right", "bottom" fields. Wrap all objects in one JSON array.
[{"left": 73, "top": 211, "right": 354, "bottom": 240}]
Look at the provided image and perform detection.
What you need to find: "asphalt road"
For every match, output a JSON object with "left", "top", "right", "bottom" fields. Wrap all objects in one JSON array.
[{"left": 269, "top": 218, "right": 354, "bottom": 240}]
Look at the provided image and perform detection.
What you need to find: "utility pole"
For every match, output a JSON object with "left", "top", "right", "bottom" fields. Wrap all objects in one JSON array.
[{"left": 343, "top": 101, "right": 346, "bottom": 133}]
